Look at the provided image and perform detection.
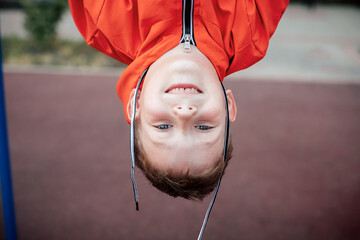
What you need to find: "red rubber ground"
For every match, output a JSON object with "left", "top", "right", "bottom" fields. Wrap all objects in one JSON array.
[{"left": 1, "top": 72, "right": 359, "bottom": 240}]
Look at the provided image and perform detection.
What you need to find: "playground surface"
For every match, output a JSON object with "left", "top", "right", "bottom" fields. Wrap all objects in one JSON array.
[{"left": 0, "top": 71, "right": 359, "bottom": 240}]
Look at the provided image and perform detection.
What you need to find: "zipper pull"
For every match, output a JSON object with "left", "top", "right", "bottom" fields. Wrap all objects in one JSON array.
[{"left": 184, "top": 34, "right": 191, "bottom": 53}]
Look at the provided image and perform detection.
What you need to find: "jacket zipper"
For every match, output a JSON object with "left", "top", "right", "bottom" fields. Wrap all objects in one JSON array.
[{"left": 180, "top": 0, "right": 195, "bottom": 52}]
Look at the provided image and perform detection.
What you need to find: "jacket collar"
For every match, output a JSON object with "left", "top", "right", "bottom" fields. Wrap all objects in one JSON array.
[{"left": 117, "top": 23, "right": 229, "bottom": 123}]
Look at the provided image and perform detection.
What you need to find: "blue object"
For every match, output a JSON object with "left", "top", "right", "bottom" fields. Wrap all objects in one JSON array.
[{"left": 0, "top": 37, "right": 18, "bottom": 240}]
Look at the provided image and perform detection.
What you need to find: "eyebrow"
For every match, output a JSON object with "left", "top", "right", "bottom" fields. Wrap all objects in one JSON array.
[
  {"left": 144, "top": 125, "right": 223, "bottom": 146},
  {"left": 148, "top": 111, "right": 223, "bottom": 127}
]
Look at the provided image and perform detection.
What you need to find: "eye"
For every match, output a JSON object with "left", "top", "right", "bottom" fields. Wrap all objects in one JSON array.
[
  {"left": 155, "top": 124, "right": 172, "bottom": 130},
  {"left": 195, "top": 125, "right": 212, "bottom": 131}
]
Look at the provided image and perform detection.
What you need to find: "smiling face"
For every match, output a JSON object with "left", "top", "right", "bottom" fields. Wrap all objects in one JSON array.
[{"left": 128, "top": 44, "right": 237, "bottom": 176}]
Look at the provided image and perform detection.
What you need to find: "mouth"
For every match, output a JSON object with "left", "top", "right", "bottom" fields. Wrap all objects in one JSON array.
[{"left": 165, "top": 84, "right": 203, "bottom": 94}]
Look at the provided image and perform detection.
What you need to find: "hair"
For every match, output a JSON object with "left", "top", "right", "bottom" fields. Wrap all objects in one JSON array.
[{"left": 134, "top": 125, "right": 233, "bottom": 201}]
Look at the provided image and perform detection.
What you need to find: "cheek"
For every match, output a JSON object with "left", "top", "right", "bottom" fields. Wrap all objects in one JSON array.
[
  {"left": 141, "top": 97, "right": 169, "bottom": 121},
  {"left": 204, "top": 98, "right": 226, "bottom": 119},
  {"left": 141, "top": 91, "right": 162, "bottom": 110}
]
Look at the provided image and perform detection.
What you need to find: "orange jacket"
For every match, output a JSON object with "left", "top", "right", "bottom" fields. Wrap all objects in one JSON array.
[{"left": 69, "top": 0, "right": 289, "bottom": 123}]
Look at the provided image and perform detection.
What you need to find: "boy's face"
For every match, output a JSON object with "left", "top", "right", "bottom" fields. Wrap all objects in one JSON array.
[{"left": 129, "top": 45, "right": 237, "bottom": 175}]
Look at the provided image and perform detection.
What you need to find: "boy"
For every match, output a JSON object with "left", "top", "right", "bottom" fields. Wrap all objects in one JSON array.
[{"left": 69, "top": 0, "right": 288, "bottom": 225}]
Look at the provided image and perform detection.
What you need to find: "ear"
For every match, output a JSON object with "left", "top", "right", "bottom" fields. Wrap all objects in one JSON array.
[
  {"left": 127, "top": 88, "right": 141, "bottom": 121},
  {"left": 225, "top": 89, "right": 237, "bottom": 122}
]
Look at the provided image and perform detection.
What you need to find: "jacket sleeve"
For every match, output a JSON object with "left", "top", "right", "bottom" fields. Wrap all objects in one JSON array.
[
  {"left": 226, "top": 0, "right": 289, "bottom": 75},
  {"left": 68, "top": 0, "right": 133, "bottom": 64}
]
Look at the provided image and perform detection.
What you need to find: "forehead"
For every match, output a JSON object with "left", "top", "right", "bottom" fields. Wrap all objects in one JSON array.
[{"left": 137, "top": 124, "right": 225, "bottom": 175}]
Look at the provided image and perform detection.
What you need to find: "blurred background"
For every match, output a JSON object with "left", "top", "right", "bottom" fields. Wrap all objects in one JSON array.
[{"left": 0, "top": 0, "right": 360, "bottom": 239}]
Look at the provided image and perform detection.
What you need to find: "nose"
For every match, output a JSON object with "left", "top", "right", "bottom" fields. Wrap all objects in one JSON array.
[{"left": 172, "top": 105, "right": 197, "bottom": 118}]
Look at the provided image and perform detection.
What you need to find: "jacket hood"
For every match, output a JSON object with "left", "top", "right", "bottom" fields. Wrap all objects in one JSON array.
[{"left": 69, "top": 0, "right": 289, "bottom": 124}]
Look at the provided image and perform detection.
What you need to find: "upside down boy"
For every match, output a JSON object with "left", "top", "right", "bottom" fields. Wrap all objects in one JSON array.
[{"left": 69, "top": 0, "right": 288, "bottom": 236}]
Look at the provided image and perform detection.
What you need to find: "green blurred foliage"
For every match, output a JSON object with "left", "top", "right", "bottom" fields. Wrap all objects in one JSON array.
[
  {"left": 1, "top": 36, "right": 126, "bottom": 67},
  {"left": 20, "top": 0, "right": 67, "bottom": 48}
]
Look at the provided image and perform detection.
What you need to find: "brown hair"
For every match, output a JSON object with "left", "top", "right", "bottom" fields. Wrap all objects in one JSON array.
[{"left": 134, "top": 127, "right": 233, "bottom": 201}]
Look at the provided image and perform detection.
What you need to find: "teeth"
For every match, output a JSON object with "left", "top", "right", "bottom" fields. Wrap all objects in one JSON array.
[{"left": 168, "top": 88, "right": 199, "bottom": 94}]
